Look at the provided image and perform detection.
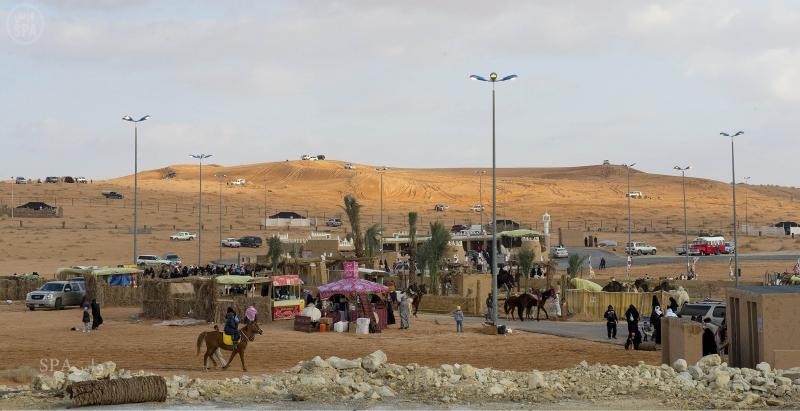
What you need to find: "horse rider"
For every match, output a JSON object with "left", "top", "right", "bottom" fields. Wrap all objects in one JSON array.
[
  {"left": 243, "top": 305, "right": 258, "bottom": 325},
  {"left": 224, "top": 307, "right": 241, "bottom": 351}
]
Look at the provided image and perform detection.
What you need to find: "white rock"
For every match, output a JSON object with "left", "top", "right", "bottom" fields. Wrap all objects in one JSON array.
[
  {"left": 298, "top": 375, "right": 327, "bottom": 387},
  {"left": 687, "top": 365, "right": 703, "bottom": 381},
  {"left": 488, "top": 384, "right": 504, "bottom": 395},
  {"left": 362, "top": 350, "right": 388, "bottom": 373},
  {"left": 439, "top": 364, "right": 455, "bottom": 375},
  {"left": 187, "top": 388, "right": 200, "bottom": 399},
  {"left": 352, "top": 391, "right": 365, "bottom": 400},
  {"left": 713, "top": 370, "right": 731, "bottom": 389},
  {"left": 696, "top": 354, "right": 721, "bottom": 370},
  {"left": 376, "top": 386, "right": 395, "bottom": 397},
  {"left": 756, "top": 362, "right": 771, "bottom": 374},
  {"left": 673, "top": 359, "right": 688, "bottom": 373},
  {"left": 528, "top": 371, "right": 546, "bottom": 389},
  {"left": 448, "top": 374, "right": 461, "bottom": 384},
  {"left": 776, "top": 376, "right": 792, "bottom": 386},
  {"left": 459, "top": 364, "right": 476, "bottom": 379},
  {"left": 326, "top": 356, "right": 361, "bottom": 370},
  {"left": 676, "top": 372, "right": 695, "bottom": 386},
  {"left": 67, "top": 370, "right": 91, "bottom": 383}
]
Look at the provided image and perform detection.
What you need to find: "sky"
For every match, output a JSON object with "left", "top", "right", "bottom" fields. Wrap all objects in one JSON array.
[{"left": 2, "top": 1, "right": 799, "bottom": 186}]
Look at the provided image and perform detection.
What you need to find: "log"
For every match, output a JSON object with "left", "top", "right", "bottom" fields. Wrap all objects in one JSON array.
[{"left": 67, "top": 376, "right": 166, "bottom": 407}]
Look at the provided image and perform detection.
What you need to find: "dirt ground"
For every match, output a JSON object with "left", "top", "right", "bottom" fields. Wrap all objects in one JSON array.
[{"left": 0, "top": 304, "right": 659, "bottom": 386}]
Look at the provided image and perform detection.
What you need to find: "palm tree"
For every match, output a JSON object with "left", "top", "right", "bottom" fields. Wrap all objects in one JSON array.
[
  {"left": 407, "top": 211, "right": 418, "bottom": 286},
  {"left": 364, "top": 223, "right": 381, "bottom": 258},
  {"left": 566, "top": 254, "right": 588, "bottom": 279},
  {"left": 518, "top": 249, "right": 535, "bottom": 291},
  {"left": 341, "top": 195, "right": 364, "bottom": 258},
  {"left": 266, "top": 236, "right": 283, "bottom": 274},
  {"left": 419, "top": 221, "right": 450, "bottom": 295}
]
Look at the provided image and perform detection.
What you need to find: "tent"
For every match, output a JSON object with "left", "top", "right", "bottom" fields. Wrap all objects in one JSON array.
[
  {"left": 91, "top": 267, "right": 142, "bottom": 286},
  {"left": 318, "top": 277, "right": 389, "bottom": 299},
  {"left": 499, "top": 229, "right": 544, "bottom": 238}
]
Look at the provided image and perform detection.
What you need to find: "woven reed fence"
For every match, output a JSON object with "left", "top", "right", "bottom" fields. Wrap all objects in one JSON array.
[
  {"left": 564, "top": 290, "right": 673, "bottom": 321},
  {"left": 0, "top": 278, "right": 47, "bottom": 300}
]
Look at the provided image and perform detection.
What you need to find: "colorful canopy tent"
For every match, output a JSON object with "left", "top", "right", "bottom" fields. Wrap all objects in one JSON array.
[
  {"left": 570, "top": 278, "right": 603, "bottom": 292},
  {"left": 215, "top": 275, "right": 256, "bottom": 285},
  {"left": 271, "top": 275, "right": 304, "bottom": 286},
  {"left": 318, "top": 277, "right": 389, "bottom": 299},
  {"left": 499, "top": 229, "right": 544, "bottom": 238},
  {"left": 91, "top": 267, "right": 142, "bottom": 287}
]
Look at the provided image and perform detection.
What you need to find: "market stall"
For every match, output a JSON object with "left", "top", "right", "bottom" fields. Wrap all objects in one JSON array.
[
  {"left": 318, "top": 269, "right": 390, "bottom": 329},
  {"left": 270, "top": 275, "right": 305, "bottom": 320}
]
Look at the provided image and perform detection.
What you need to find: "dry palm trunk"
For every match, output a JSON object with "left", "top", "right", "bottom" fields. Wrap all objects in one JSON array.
[{"left": 67, "top": 376, "right": 167, "bottom": 407}]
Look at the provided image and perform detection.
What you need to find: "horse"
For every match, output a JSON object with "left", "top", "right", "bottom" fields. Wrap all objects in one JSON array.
[
  {"left": 532, "top": 288, "right": 556, "bottom": 321},
  {"left": 196, "top": 321, "right": 263, "bottom": 371},
  {"left": 602, "top": 280, "right": 626, "bottom": 292},
  {"left": 497, "top": 269, "right": 515, "bottom": 291},
  {"left": 504, "top": 295, "right": 519, "bottom": 320},
  {"left": 633, "top": 279, "right": 650, "bottom": 292},
  {"left": 405, "top": 284, "right": 427, "bottom": 317},
  {"left": 514, "top": 293, "right": 538, "bottom": 321}
]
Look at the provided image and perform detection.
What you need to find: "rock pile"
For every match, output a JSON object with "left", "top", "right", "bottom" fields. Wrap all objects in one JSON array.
[{"left": 17, "top": 353, "right": 800, "bottom": 408}]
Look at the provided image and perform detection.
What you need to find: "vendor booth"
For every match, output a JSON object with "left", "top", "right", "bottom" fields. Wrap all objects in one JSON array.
[
  {"left": 270, "top": 275, "right": 305, "bottom": 320},
  {"left": 318, "top": 266, "right": 390, "bottom": 330}
]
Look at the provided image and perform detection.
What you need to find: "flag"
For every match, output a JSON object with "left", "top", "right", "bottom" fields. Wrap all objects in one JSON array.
[
  {"left": 729, "top": 257, "right": 734, "bottom": 278},
  {"left": 626, "top": 256, "right": 632, "bottom": 268}
]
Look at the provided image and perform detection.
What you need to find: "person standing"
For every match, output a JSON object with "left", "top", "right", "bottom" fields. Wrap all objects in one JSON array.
[
  {"left": 650, "top": 305, "right": 663, "bottom": 344},
  {"left": 90, "top": 299, "right": 103, "bottom": 330},
  {"left": 485, "top": 293, "right": 493, "bottom": 322},
  {"left": 453, "top": 305, "right": 464, "bottom": 333},
  {"left": 604, "top": 305, "right": 618, "bottom": 339},
  {"left": 624, "top": 304, "right": 640, "bottom": 347},
  {"left": 82, "top": 306, "right": 91, "bottom": 333},
  {"left": 399, "top": 296, "right": 410, "bottom": 330},
  {"left": 599, "top": 257, "right": 606, "bottom": 270}
]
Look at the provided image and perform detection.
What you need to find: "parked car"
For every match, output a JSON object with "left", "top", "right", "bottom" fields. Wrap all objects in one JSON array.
[
  {"left": 344, "top": 162, "right": 356, "bottom": 170},
  {"left": 551, "top": 246, "right": 569, "bottom": 258},
  {"left": 626, "top": 191, "right": 643, "bottom": 198},
  {"left": 169, "top": 231, "right": 196, "bottom": 241},
  {"left": 326, "top": 218, "right": 343, "bottom": 227},
  {"left": 15, "top": 177, "right": 27, "bottom": 184},
  {"left": 316, "top": 155, "right": 326, "bottom": 160},
  {"left": 469, "top": 204, "right": 484, "bottom": 212},
  {"left": 45, "top": 176, "right": 59, "bottom": 183},
  {"left": 26, "top": 280, "right": 86, "bottom": 310},
  {"left": 625, "top": 242, "right": 657, "bottom": 255},
  {"left": 136, "top": 254, "right": 173, "bottom": 266},
  {"left": 434, "top": 204, "right": 449, "bottom": 212},
  {"left": 75, "top": 177, "right": 88, "bottom": 183},
  {"left": 101, "top": 191, "right": 124, "bottom": 199},
  {"left": 238, "top": 236, "right": 262, "bottom": 248},
  {"left": 221, "top": 238, "right": 241, "bottom": 247},
  {"left": 678, "top": 299, "right": 726, "bottom": 333},
  {"left": 675, "top": 244, "right": 688, "bottom": 255},
  {"left": 162, "top": 253, "right": 182, "bottom": 266},
  {"left": 63, "top": 176, "right": 75, "bottom": 183},
  {"left": 597, "top": 239, "right": 617, "bottom": 247},
  {"left": 301, "top": 154, "right": 311, "bottom": 160},
  {"left": 451, "top": 224, "right": 468, "bottom": 233},
  {"left": 724, "top": 241, "right": 736, "bottom": 254},
  {"left": 231, "top": 178, "right": 246, "bottom": 186}
]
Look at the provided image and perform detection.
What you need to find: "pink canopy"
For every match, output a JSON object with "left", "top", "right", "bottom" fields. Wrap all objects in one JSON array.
[{"left": 318, "top": 277, "right": 389, "bottom": 299}]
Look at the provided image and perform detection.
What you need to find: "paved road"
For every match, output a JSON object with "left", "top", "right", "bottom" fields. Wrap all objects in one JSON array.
[
  {"left": 556, "top": 247, "right": 800, "bottom": 270},
  {"left": 427, "top": 313, "right": 616, "bottom": 345}
]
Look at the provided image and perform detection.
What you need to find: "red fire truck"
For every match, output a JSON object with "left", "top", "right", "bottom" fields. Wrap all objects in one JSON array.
[{"left": 688, "top": 236, "right": 726, "bottom": 256}]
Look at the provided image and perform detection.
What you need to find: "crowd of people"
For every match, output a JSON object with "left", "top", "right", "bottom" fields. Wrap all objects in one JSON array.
[{"left": 140, "top": 263, "right": 264, "bottom": 280}]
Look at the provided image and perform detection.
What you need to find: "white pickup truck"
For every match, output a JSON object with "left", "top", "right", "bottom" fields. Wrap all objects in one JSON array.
[
  {"left": 170, "top": 231, "right": 196, "bottom": 241},
  {"left": 221, "top": 238, "right": 241, "bottom": 247}
]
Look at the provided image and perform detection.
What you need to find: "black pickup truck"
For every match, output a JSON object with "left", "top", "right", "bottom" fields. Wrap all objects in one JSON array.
[{"left": 101, "top": 191, "right": 124, "bottom": 199}]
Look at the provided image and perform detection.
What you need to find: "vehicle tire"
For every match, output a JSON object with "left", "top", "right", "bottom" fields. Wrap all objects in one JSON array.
[
  {"left": 714, "top": 249, "right": 720, "bottom": 255},
  {"left": 54, "top": 298, "right": 63, "bottom": 310},
  {"left": 28, "top": 305, "right": 35, "bottom": 311},
  {"left": 637, "top": 250, "right": 643, "bottom": 256},
  {"left": 651, "top": 250, "right": 657, "bottom": 255}
]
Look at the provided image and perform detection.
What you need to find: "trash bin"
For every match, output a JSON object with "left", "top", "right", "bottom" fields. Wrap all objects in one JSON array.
[
  {"left": 334, "top": 321, "right": 348, "bottom": 333},
  {"left": 356, "top": 317, "right": 370, "bottom": 334}
]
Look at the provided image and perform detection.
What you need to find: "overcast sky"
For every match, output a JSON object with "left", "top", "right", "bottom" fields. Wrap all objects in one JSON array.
[{"left": 2, "top": 1, "right": 799, "bottom": 186}]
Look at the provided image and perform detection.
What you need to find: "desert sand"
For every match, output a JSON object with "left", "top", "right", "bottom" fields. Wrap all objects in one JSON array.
[{"left": 1, "top": 160, "right": 799, "bottom": 275}]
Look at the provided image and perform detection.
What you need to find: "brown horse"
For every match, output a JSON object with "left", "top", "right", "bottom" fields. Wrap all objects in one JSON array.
[
  {"left": 196, "top": 321, "right": 263, "bottom": 371},
  {"left": 406, "top": 284, "right": 427, "bottom": 317}
]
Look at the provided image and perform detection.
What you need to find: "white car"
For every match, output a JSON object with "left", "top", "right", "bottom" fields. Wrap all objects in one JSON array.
[
  {"left": 136, "top": 254, "right": 173, "bottom": 266},
  {"left": 344, "top": 162, "right": 356, "bottom": 170},
  {"left": 221, "top": 238, "right": 241, "bottom": 248},
  {"left": 170, "top": 231, "right": 196, "bottom": 241},
  {"left": 231, "top": 178, "right": 246, "bottom": 186},
  {"left": 75, "top": 177, "right": 88, "bottom": 183},
  {"left": 626, "top": 191, "right": 643, "bottom": 198},
  {"left": 551, "top": 246, "right": 569, "bottom": 258},
  {"left": 15, "top": 177, "right": 27, "bottom": 184},
  {"left": 469, "top": 204, "right": 484, "bottom": 212}
]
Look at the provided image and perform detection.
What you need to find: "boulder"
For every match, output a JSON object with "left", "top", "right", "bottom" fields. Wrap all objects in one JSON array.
[
  {"left": 458, "top": 364, "right": 476, "bottom": 379},
  {"left": 687, "top": 366, "right": 703, "bottom": 381},
  {"left": 755, "top": 362, "right": 771, "bottom": 375},
  {"left": 488, "top": 384, "right": 504, "bottom": 396},
  {"left": 298, "top": 375, "right": 328, "bottom": 388},
  {"left": 326, "top": 356, "right": 361, "bottom": 370},
  {"left": 673, "top": 359, "right": 688, "bottom": 373},
  {"left": 66, "top": 370, "right": 91, "bottom": 383},
  {"left": 676, "top": 372, "right": 695, "bottom": 386},
  {"left": 712, "top": 369, "right": 731, "bottom": 389},
  {"left": 696, "top": 354, "right": 721, "bottom": 370},
  {"left": 362, "top": 350, "right": 388, "bottom": 373},
  {"left": 528, "top": 371, "right": 546, "bottom": 389},
  {"left": 376, "top": 386, "right": 396, "bottom": 397}
]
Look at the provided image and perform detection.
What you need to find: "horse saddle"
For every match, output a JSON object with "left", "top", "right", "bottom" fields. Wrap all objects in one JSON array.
[{"left": 222, "top": 333, "right": 239, "bottom": 346}]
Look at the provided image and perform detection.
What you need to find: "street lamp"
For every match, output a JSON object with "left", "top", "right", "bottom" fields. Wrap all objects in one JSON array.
[
  {"left": 674, "top": 166, "right": 691, "bottom": 278},
  {"left": 469, "top": 71, "right": 518, "bottom": 326},
  {"left": 263, "top": 179, "right": 269, "bottom": 229},
  {"left": 215, "top": 174, "right": 228, "bottom": 261},
  {"left": 477, "top": 170, "right": 486, "bottom": 255},
  {"left": 721, "top": 131, "right": 744, "bottom": 287},
  {"left": 9, "top": 177, "right": 15, "bottom": 220},
  {"left": 122, "top": 114, "right": 150, "bottom": 265},
  {"left": 623, "top": 162, "right": 636, "bottom": 280},
  {"left": 190, "top": 153, "right": 212, "bottom": 266},
  {"left": 741, "top": 176, "right": 751, "bottom": 236},
  {"left": 376, "top": 167, "right": 388, "bottom": 265}
]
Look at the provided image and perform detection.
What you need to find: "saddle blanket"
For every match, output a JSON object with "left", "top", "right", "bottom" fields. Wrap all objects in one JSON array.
[{"left": 222, "top": 333, "right": 237, "bottom": 346}]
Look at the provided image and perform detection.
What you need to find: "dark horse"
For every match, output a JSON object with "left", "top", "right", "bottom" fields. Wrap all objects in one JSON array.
[
  {"left": 406, "top": 284, "right": 427, "bottom": 317},
  {"left": 196, "top": 321, "right": 263, "bottom": 371},
  {"left": 497, "top": 269, "right": 515, "bottom": 291},
  {"left": 516, "top": 288, "right": 556, "bottom": 321}
]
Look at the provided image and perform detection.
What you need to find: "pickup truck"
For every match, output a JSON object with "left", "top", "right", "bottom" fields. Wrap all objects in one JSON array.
[
  {"left": 102, "top": 191, "right": 124, "bottom": 199},
  {"left": 625, "top": 242, "right": 657, "bottom": 255},
  {"left": 170, "top": 231, "right": 196, "bottom": 241},
  {"left": 26, "top": 280, "right": 86, "bottom": 310},
  {"left": 221, "top": 238, "right": 241, "bottom": 247},
  {"left": 231, "top": 178, "right": 246, "bottom": 186}
]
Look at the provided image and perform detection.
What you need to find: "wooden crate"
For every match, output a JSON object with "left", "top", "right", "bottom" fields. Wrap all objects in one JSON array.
[{"left": 293, "top": 315, "right": 315, "bottom": 333}]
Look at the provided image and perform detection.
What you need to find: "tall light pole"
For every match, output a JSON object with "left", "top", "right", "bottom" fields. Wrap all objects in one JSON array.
[
  {"left": 263, "top": 179, "right": 269, "bottom": 229},
  {"left": 470, "top": 71, "right": 518, "bottom": 326},
  {"left": 191, "top": 153, "right": 212, "bottom": 266},
  {"left": 741, "top": 176, "right": 751, "bottom": 236},
  {"left": 674, "top": 166, "right": 691, "bottom": 278},
  {"left": 376, "top": 167, "right": 388, "bottom": 265},
  {"left": 9, "top": 177, "right": 15, "bottom": 220},
  {"left": 215, "top": 173, "right": 227, "bottom": 261},
  {"left": 721, "top": 131, "right": 744, "bottom": 287},
  {"left": 477, "top": 170, "right": 486, "bottom": 249},
  {"left": 122, "top": 115, "right": 150, "bottom": 265},
  {"left": 623, "top": 162, "right": 636, "bottom": 280}
]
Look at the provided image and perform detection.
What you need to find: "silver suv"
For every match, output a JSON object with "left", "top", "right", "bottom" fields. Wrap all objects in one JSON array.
[
  {"left": 678, "top": 299, "right": 726, "bottom": 332},
  {"left": 625, "top": 242, "right": 657, "bottom": 255},
  {"left": 26, "top": 280, "right": 86, "bottom": 310}
]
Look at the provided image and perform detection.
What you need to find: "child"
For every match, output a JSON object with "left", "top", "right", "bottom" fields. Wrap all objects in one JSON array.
[
  {"left": 82, "top": 306, "right": 91, "bottom": 333},
  {"left": 453, "top": 306, "right": 464, "bottom": 333}
]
